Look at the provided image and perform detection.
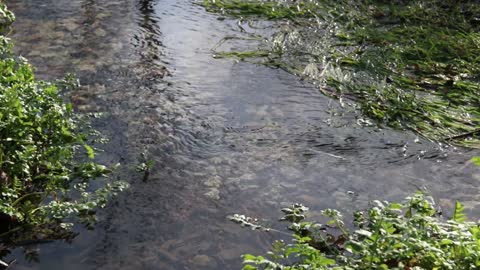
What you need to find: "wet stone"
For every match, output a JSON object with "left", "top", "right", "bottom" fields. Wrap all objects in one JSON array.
[
  {"left": 439, "top": 198, "right": 454, "bottom": 210},
  {"left": 218, "top": 245, "right": 251, "bottom": 261},
  {"left": 204, "top": 175, "right": 221, "bottom": 188},
  {"left": 209, "top": 157, "right": 223, "bottom": 165},
  {"left": 190, "top": 255, "right": 216, "bottom": 268},
  {"left": 78, "top": 63, "right": 97, "bottom": 73},
  {"left": 323, "top": 175, "right": 343, "bottom": 193},
  {"left": 204, "top": 188, "right": 220, "bottom": 200},
  {"left": 279, "top": 166, "right": 302, "bottom": 179},
  {"left": 61, "top": 18, "right": 79, "bottom": 32},
  {"left": 297, "top": 194, "right": 320, "bottom": 206},
  {"left": 224, "top": 177, "right": 239, "bottom": 185},
  {"left": 96, "top": 12, "right": 112, "bottom": 20},
  {"left": 76, "top": 104, "right": 96, "bottom": 112},
  {"left": 332, "top": 190, "right": 355, "bottom": 207},
  {"left": 95, "top": 28, "right": 107, "bottom": 37},
  {"left": 239, "top": 173, "right": 256, "bottom": 181}
]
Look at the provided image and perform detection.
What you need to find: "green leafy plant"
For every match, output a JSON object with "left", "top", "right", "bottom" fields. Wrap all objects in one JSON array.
[
  {"left": 0, "top": 3, "right": 127, "bottom": 250},
  {"left": 238, "top": 192, "right": 480, "bottom": 269}
]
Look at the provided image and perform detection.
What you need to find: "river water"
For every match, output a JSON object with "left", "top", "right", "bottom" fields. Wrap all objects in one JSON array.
[{"left": 5, "top": 0, "right": 480, "bottom": 269}]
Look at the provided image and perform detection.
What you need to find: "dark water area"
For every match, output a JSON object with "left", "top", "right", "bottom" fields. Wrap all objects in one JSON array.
[{"left": 4, "top": 0, "right": 480, "bottom": 269}]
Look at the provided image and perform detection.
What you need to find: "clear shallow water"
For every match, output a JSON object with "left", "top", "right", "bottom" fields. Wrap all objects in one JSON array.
[{"left": 6, "top": 0, "right": 480, "bottom": 269}]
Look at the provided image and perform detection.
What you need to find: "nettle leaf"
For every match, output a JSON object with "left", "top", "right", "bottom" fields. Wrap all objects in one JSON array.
[
  {"left": 83, "top": 144, "right": 95, "bottom": 159},
  {"left": 452, "top": 201, "right": 466, "bottom": 222},
  {"left": 346, "top": 240, "right": 363, "bottom": 253},
  {"left": 228, "top": 214, "right": 269, "bottom": 231},
  {"left": 281, "top": 203, "right": 309, "bottom": 222},
  {"left": 242, "top": 254, "right": 257, "bottom": 262}
]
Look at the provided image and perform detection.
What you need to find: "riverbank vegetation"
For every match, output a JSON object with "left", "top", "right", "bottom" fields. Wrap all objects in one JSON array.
[
  {"left": 234, "top": 192, "right": 480, "bottom": 269},
  {"left": 0, "top": 3, "right": 127, "bottom": 259},
  {"left": 202, "top": 0, "right": 480, "bottom": 148}
]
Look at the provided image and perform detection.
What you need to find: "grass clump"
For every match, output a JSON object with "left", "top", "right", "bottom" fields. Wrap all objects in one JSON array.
[
  {"left": 235, "top": 192, "right": 480, "bottom": 269},
  {"left": 202, "top": 0, "right": 480, "bottom": 147},
  {"left": 0, "top": 3, "right": 127, "bottom": 250}
]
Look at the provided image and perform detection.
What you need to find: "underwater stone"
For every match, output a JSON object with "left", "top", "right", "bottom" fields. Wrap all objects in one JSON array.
[
  {"left": 191, "top": 254, "right": 215, "bottom": 268},
  {"left": 204, "top": 188, "right": 220, "bottom": 200}
]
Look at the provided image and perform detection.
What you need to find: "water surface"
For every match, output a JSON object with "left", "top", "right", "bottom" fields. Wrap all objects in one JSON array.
[{"left": 6, "top": 0, "right": 480, "bottom": 269}]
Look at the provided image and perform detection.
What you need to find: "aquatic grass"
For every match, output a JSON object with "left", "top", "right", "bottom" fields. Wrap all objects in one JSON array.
[
  {"left": 203, "top": 0, "right": 480, "bottom": 147},
  {"left": 213, "top": 50, "right": 271, "bottom": 60},
  {"left": 201, "top": 0, "right": 324, "bottom": 19}
]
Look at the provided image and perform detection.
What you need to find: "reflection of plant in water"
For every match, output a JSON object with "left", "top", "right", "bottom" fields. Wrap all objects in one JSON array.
[
  {"left": 0, "top": 3, "right": 128, "bottom": 260},
  {"left": 234, "top": 192, "right": 480, "bottom": 269},
  {"left": 202, "top": 0, "right": 480, "bottom": 148}
]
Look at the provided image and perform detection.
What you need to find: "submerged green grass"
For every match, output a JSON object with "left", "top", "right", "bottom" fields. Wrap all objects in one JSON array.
[
  {"left": 202, "top": 0, "right": 480, "bottom": 147},
  {"left": 202, "top": 0, "right": 320, "bottom": 19}
]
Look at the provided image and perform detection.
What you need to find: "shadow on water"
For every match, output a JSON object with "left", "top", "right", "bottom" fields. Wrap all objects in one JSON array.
[{"left": 5, "top": 0, "right": 480, "bottom": 269}]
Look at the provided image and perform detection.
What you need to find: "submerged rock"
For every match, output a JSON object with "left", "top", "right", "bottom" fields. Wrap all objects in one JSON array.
[
  {"left": 204, "top": 188, "right": 220, "bottom": 200},
  {"left": 190, "top": 254, "right": 215, "bottom": 268},
  {"left": 204, "top": 175, "right": 221, "bottom": 188}
]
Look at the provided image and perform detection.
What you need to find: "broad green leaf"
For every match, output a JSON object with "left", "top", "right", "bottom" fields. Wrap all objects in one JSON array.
[
  {"left": 440, "top": 239, "right": 453, "bottom": 245},
  {"left": 452, "top": 201, "right": 466, "bottom": 222}
]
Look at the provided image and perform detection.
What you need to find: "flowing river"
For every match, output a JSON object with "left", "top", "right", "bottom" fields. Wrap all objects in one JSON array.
[{"left": 6, "top": 0, "right": 480, "bottom": 269}]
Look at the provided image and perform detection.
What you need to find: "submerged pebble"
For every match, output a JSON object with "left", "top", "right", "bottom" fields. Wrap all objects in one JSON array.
[
  {"left": 191, "top": 254, "right": 216, "bottom": 268},
  {"left": 204, "top": 188, "right": 220, "bottom": 200}
]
